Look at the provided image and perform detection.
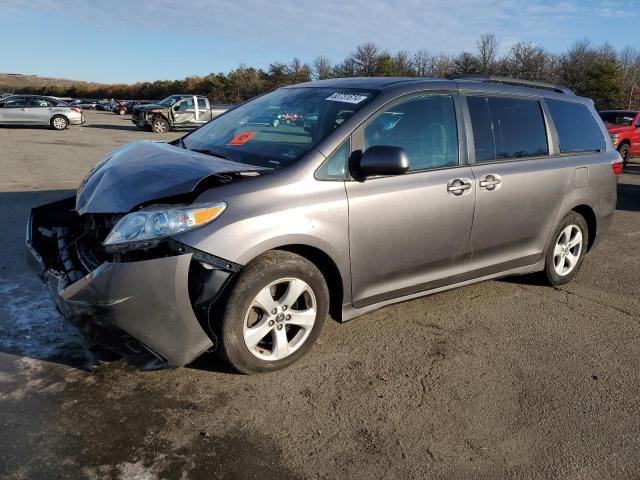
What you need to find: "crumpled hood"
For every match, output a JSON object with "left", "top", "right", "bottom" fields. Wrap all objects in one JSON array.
[
  {"left": 76, "top": 141, "right": 266, "bottom": 214},
  {"left": 135, "top": 103, "right": 166, "bottom": 112}
]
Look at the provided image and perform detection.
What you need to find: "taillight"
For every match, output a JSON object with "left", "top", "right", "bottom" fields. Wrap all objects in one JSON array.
[
  {"left": 70, "top": 106, "right": 82, "bottom": 113},
  {"left": 612, "top": 160, "right": 623, "bottom": 175}
]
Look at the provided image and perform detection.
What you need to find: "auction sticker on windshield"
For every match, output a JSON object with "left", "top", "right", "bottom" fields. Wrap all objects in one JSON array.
[
  {"left": 326, "top": 93, "right": 369, "bottom": 104},
  {"left": 227, "top": 132, "right": 256, "bottom": 146}
]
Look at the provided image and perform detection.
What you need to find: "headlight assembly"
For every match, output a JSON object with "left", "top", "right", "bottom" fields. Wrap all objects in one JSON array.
[{"left": 104, "top": 201, "right": 226, "bottom": 249}]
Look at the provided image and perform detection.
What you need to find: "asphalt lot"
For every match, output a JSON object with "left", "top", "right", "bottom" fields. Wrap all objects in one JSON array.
[{"left": 1, "top": 110, "right": 639, "bottom": 479}]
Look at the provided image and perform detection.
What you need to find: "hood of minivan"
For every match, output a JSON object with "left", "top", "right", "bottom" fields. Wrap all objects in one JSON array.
[{"left": 76, "top": 141, "right": 266, "bottom": 214}]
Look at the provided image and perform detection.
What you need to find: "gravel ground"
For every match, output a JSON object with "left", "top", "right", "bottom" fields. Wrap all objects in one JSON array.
[{"left": 0, "top": 111, "right": 639, "bottom": 480}]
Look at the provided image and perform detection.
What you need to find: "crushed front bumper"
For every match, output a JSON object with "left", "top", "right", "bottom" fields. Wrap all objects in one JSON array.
[{"left": 27, "top": 197, "right": 232, "bottom": 369}]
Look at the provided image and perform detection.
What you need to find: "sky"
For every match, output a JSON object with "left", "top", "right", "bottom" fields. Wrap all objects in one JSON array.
[{"left": 1, "top": 0, "right": 637, "bottom": 84}]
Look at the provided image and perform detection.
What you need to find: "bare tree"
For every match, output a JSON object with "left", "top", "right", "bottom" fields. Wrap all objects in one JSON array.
[
  {"left": 288, "top": 57, "right": 312, "bottom": 84},
  {"left": 312, "top": 56, "right": 334, "bottom": 80},
  {"left": 477, "top": 33, "right": 499, "bottom": 74},
  {"left": 453, "top": 52, "right": 480, "bottom": 75},
  {"left": 413, "top": 49, "right": 432, "bottom": 77},
  {"left": 393, "top": 51, "right": 415, "bottom": 76},
  {"left": 352, "top": 42, "right": 381, "bottom": 76}
]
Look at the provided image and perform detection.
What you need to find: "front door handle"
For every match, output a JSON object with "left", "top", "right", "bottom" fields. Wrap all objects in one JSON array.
[
  {"left": 479, "top": 174, "right": 502, "bottom": 191},
  {"left": 447, "top": 178, "right": 472, "bottom": 195}
]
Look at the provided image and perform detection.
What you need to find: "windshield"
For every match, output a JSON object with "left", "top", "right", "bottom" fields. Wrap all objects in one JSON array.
[
  {"left": 159, "top": 95, "right": 183, "bottom": 106},
  {"left": 599, "top": 111, "right": 637, "bottom": 126},
  {"left": 182, "top": 87, "right": 378, "bottom": 168}
]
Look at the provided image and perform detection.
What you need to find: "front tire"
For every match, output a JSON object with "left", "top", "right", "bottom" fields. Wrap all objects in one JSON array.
[
  {"left": 151, "top": 116, "right": 169, "bottom": 133},
  {"left": 50, "top": 115, "right": 68, "bottom": 130},
  {"left": 213, "top": 251, "right": 328, "bottom": 374},
  {"left": 618, "top": 143, "right": 630, "bottom": 167},
  {"left": 543, "top": 212, "right": 588, "bottom": 286}
]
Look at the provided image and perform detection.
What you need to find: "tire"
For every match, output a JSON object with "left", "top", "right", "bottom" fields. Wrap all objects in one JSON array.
[
  {"left": 213, "top": 251, "right": 329, "bottom": 374},
  {"left": 151, "top": 116, "right": 169, "bottom": 133},
  {"left": 543, "top": 212, "right": 589, "bottom": 286},
  {"left": 271, "top": 118, "right": 280, "bottom": 127},
  {"left": 118, "top": 109, "right": 126, "bottom": 115},
  {"left": 618, "top": 143, "right": 630, "bottom": 167},
  {"left": 50, "top": 115, "right": 68, "bottom": 130}
]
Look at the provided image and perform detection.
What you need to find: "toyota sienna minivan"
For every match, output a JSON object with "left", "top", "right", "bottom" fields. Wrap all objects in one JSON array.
[{"left": 28, "top": 76, "right": 620, "bottom": 373}]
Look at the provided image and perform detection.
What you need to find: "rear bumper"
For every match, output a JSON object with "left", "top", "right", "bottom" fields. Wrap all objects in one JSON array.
[{"left": 27, "top": 197, "right": 219, "bottom": 369}]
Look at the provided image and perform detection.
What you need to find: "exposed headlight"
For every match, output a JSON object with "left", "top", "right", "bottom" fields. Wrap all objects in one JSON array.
[{"left": 104, "top": 201, "right": 226, "bottom": 247}]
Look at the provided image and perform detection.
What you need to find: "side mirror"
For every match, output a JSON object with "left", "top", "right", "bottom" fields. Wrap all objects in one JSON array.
[{"left": 357, "top": 145, "right": 410, "bottom": 177}]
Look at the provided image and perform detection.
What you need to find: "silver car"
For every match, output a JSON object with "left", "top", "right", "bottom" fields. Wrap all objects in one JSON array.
[
  {"left": 0, "top": 94, "right": 84, "bottom": 130},
  {"left": 28, "top": 76, "right": 620, "bottom": 373}
]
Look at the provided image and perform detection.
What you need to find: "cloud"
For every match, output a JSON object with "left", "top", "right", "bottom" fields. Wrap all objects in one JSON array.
[{"left": 2, "top": 0, "right": 638, "bottom": 63}]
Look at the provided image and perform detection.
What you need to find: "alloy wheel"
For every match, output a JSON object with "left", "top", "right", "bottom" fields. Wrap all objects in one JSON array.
[
  {"left": 53, "top": 117, "right": 67, "bottom": 129},
  {"left": 243, "top": 277, "right": 317, "bottom": 361},
  {"left": 553, "top": 224, "right": 583, "bottom": 276}
]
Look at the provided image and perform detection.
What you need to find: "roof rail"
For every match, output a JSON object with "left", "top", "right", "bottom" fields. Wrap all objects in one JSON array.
[{"left": 454, "top": 75, "right": 575, "bottom": 95}]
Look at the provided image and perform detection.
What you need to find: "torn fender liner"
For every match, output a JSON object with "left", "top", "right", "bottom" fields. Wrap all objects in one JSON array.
[
  {"left": 76, "top": 140, "right": 268, "bottom": 214},
  {"left": 55, "top": 254, "right": 213, "bottom": 368}
]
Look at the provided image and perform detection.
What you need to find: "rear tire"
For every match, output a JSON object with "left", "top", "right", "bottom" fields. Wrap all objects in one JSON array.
[
  {"left": 271, "top": 119, "right": 280, "bottom": 127},
  {"left": 618, "top": 143, "right": 630, "bottom": 167},
  {"left": 118, "top": 109, "right": 126, "bottom": 115},
  {"left": 543, "top": 212, "right": 589, "bottom": 286},
  {"left": 151, "top": 116, "right": 169, "bottom": 133},
  {"left": 212, "top": 251, "right": 328, "bottom": 374},
  {"left": 50, "top": 115, "right": 68, "bottom": 130}
]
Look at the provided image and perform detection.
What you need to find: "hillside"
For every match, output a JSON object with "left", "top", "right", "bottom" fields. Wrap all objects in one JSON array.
[{"left": 0, "top": 73, "right": 108, "bottom": 91}]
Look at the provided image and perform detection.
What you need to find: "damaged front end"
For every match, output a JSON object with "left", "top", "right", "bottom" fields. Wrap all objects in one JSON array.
[{"left": 27, "top": 196, "right": 239, "bottom": 369}]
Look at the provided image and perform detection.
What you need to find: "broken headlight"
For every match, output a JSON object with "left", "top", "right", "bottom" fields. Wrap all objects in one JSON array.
[{"left": 104, "top": 201, "right": 226, "bottom": 247}]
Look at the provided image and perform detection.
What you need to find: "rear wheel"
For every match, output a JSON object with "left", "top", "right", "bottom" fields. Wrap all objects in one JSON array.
[
  {"left": 618, "top": 143, "right": 630, "bottom": 166},
  {"left": 213, "top": 251, "right": 328, "bottom": 374},
  {"left": 118, "top": 109, "right": 126, "bottom": 115},
  {"left": 543, "top": 212, "right": 588, "bottom": 286},
  {"left": 50, "top": 115, "right": 68, "bottom": 130},
  {"left": 271, "top": 118, "right": 280, "bottom": 127},
  {"left": 151, "top": 116, "right": 169, "bottom": 133}
]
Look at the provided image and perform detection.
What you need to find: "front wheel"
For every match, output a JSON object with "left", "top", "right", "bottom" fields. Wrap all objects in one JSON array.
[
  {"left": 213, "top": 251, "right": 328, "bottom": 374},
  {"left": 543, "top": 212, "right": 589, "bottom": 286},
  {"left": 50, "top": 115, "right": 68, "bottom": 130},
  {"left": 618, "top": 143, "right": 630, "bottom": 167},
  {"left": 151, "top": 116, "right": 169, "bottom": 133}
]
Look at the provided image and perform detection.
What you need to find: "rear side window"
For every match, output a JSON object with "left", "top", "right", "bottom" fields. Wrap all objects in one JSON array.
[
  {"left": 546, "top": 99, "right": 605, "bottom": 153},
  {"left": 364, "top": 95, "right": 458, "bottom": 171},
  {"left": 197, "top": 98, "right": 207, "bottom": 110},
  {"left": 468, "top": 96, "right": 548, "bottom": 162}
]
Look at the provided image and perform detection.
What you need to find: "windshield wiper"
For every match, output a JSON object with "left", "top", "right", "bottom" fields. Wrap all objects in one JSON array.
[{"left": 191, "top": 148, "right": 231, "bottom": 160}]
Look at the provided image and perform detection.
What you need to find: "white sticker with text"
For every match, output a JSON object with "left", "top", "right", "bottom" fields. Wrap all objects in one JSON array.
[{"left": 326, "top": 93, "right": 368, "bottom": 104}]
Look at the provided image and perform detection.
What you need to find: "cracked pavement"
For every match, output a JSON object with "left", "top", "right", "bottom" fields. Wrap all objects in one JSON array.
[{"left": 1, "top": 112, "right": 639, "bottom": 479}]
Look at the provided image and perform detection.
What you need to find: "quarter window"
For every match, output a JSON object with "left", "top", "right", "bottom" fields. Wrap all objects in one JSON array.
[
  {"left": 364, "top": 95, "right": 459, "bottom": 171},
  {"left": 546, "top": 99, "right": 605, "bottom": 153},
  {"left": 468, "top": 96, "right": 548, "bottom": 162},
  {"left": 316, "top": 138, "right": 351, "bottom": 180}
]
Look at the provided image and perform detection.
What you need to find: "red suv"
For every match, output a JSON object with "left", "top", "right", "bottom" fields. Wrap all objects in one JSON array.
[{"left": 599, "top": 110, "right": 640, "bottom": 165}]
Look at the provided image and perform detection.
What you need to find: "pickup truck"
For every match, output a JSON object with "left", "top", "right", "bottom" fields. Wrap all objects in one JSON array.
[
  {"left": 132, "top": 94, "right": 232, "bottom": 133},
  {"left": 598, "top": 109, "right": 640, "bottom": 165}
]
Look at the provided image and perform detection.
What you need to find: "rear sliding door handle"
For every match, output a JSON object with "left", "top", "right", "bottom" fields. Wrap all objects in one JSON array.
[
  {"left": 447, "top": 178, "right": 472, "bottom": 195},
  {"left": 479, "top": 174, "right": 502, "bottom": 191}
]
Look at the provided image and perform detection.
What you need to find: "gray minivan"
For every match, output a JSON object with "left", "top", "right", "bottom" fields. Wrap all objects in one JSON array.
[{"left": 28, "top": 76, "right": 620, "bottom": 373}]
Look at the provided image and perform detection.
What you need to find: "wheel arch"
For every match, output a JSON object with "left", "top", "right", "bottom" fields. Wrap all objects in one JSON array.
[
  {"left": 571, "top": 204, "right": 597, "bottom": 251},
  {"left": 273, "top": 244, "right": 344, "bottom": 322}
]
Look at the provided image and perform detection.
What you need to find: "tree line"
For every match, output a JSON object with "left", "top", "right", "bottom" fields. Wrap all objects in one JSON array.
[{"left": 7, "top": 34, "right": 640, "bottom": 110}]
